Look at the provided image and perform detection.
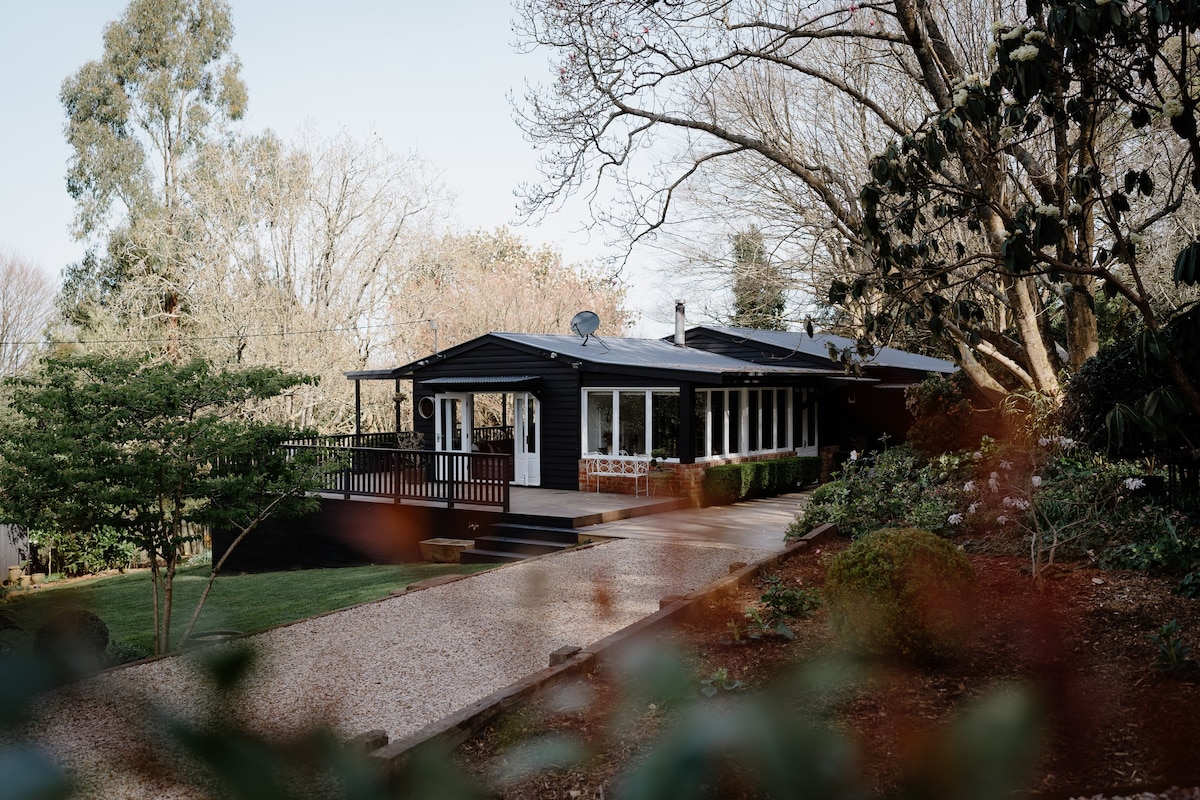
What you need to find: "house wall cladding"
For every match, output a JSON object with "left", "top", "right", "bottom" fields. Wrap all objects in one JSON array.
[{"left": 411, "top": 340, "right": 584, "bottom": 491}]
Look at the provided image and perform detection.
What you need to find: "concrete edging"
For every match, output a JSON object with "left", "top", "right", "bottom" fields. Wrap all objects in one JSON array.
[{"left": 366, "top": 522, "right": 840, "bottom": 779}]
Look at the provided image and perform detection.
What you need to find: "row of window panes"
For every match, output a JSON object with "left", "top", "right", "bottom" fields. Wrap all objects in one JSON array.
[{"left": 698, "top": 388, "right": 791, "bottom": 458}]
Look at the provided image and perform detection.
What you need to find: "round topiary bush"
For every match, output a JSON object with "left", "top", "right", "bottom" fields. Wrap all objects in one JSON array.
[{"left": 825, "top": 527, "right": 977, "bottom": 663}]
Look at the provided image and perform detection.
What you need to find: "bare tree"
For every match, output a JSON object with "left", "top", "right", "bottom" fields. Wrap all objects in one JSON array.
[
  {"left": 0, "top": 252, "right": 54, "bottom": 376},
  {"left": 514, "top": 0, "right": 1198, "bottom": 404}
]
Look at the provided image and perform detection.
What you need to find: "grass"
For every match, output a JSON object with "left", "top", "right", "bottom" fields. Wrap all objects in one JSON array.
[{"left": 0, "top": 559, "right": 495, "bottom": 657}]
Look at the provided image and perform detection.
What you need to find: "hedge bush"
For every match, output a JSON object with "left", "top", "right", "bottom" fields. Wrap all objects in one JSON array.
[
  {"left": 824, "top": 527, "right": 977, "bottom": 663},
  {"left": 703, "top": 456, "right": 821, "bottom": 505}
]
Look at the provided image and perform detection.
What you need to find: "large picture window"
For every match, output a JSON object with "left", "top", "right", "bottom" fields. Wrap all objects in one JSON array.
[{"left": 582, "top": 389, "right": 679, "bottom": 458}]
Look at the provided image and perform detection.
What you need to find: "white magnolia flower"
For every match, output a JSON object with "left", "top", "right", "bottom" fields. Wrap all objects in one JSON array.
[
  {"left": 1000, "top": 24, "right": 1026, "bottom": 40},
  {"left": 1124, "top": 477, "right": 1146, "bottom": 491},
  {"left": 997, "top": 515, "right": 1009, "bottom": 525},
  {"left": 948, "top": 513, "right": 965, "bottom": 525},
  {"left": 987, "top": 42, "right": 999, "bottom": 59},
  {"left": 973, "top": 451, "right": 983, "bottom": 460},
  {"left": 1068, "top": 202, "right": 1083, "bottom": 215},
  {"left": 964, "top": 480, "right": 976, "bottom": 492},
  {"left": 968, "top": 502, "right": 981, "bottom": 514},
  {"left": 988, "top": 473, "right": 1000, "bottom": 493},
  {"left": 954, "top": 87, "right": 970, "bottom": 107},
  {"left": 1038, "top": 437, "right": 1051, "bottom": 447},
  {"left": 1024, "top": 30, "right": 1047, "bottom": 42},
  {"left": 1036, "top": 204, "right": 1060, "bottom": 218},
  {"left": 1010, "top": 44, "right": 1040, "bottom": 62},
  {"left": 1060, "top": 437, "right": 1078, "bottom": 449},
  {"left": 1031, "top": 475, "right": 1043, "bottom": 488},
  {"left": 1163, "top": 98, "right": 1185, "bottom": 118},
  {"left": 1000, "top": 459, "right": 1013, "bottom": 470}
]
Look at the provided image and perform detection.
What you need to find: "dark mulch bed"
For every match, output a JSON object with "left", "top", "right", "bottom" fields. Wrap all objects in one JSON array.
[{"left": 456, "top": 537, "right": 1200, "bottom": 798}]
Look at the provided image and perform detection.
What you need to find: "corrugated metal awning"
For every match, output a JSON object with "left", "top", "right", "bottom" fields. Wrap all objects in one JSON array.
[{"left": 420, "top": 375, "right": 541, "bottom": 390}]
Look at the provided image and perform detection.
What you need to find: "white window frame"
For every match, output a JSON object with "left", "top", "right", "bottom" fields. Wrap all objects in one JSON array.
[
  {"left": 696, "top": 387, "right": 795, "bottom": 462},
  {"left": 580, "top": 388, "right": 679, "bottom": 460}
]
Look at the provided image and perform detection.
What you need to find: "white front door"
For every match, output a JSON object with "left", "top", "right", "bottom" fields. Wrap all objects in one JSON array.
[
  {"left": 512, "top": 392, "right": 540, "bottom": 486},
  {"left": 434, "top": 393, "right": 472, "bottom": 480}
]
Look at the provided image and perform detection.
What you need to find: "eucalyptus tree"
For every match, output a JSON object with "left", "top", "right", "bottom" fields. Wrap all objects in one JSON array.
[
  {"left": 513, "top": 0, "right": 1195, "bottom": 404},
  {"left": 60, "top": 0, "right": 247, "bottom": 348}
]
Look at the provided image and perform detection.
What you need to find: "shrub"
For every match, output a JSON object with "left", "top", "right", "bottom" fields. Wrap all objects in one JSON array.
[
  {"left": 704, "top": 457, "right": 821, "bottom": 505},
  {"left": 35, "top": 608, "right": 111, "bottom": 675},
  {"left": 793, "top": 447, "right": 970, "bottom": 539},
  {"left": 906, "top": 372, "right": 999, "bottom": 455},
  {"left": 825, "top": 528, "right": 977, "bottom": 663}
]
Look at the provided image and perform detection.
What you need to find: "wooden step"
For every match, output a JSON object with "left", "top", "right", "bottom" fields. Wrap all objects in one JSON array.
[
  {"left": 471, "top": 535, "right": 573, "bottom": 556},
  {"left": 459, "top": 548, "right": 526, "bottom": 564},
  {"left": 488, "top": 522, "right": 579, "bottom": 544}
]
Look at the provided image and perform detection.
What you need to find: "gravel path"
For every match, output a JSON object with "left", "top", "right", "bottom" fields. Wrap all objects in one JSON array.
[{"left": 23, "top": 538, "right": 771, "bottom": 798}]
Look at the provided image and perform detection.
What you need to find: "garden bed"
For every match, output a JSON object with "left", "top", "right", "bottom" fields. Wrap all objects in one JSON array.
[{"left": 455, "top": 536, "right": 1200, "bottom": 798}]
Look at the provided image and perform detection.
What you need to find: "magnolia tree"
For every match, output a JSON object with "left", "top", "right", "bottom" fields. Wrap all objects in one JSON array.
[
  {"left": 862, "top": 0, "right": 1200, "bottom": 441},
  {"left": 0, "top": 355, "right": 323, "bottom": 654}
]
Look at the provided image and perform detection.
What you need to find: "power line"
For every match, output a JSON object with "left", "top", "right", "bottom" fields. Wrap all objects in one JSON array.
[{"left": 1, "top": 317, "right": 436, "bottom": 348}]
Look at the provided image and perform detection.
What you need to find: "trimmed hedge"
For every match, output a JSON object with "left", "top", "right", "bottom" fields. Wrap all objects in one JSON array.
[{"left": 703, "top": 456, "right": 821, "bottom": 505}]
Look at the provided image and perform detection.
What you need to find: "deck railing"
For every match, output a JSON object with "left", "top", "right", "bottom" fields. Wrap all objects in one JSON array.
[{"left": 284, "top": 443, "right": 511, "bottom": 511}]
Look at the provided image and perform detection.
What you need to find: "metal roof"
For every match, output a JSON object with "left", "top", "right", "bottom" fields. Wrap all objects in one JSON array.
[
  {"left": 687, "top": 325, "right": 957, "bottom": 374},
  {"left": 488, "top": 332, "right": 839, "bottom": 378}
]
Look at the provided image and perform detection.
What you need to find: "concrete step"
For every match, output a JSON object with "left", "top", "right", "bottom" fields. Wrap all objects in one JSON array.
[
  {"left": 459, "top": 548, "right": 526, "bottom": 564},
  {"left": 471, "top": 535, "right": 573, "bottom": 556}
]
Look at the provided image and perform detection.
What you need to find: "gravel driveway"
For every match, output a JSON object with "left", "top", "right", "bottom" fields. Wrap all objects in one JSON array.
[{"left": 23, "top": 538, "right": 772, "bottom": 798}]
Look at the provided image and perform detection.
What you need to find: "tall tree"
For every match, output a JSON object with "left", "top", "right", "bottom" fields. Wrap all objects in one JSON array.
[
  {"left": 60, "top": 0, "right": 247, "bottom": 347},
  {"left": 0, "top": 252, "right": 54, "bottom": 376},
  {"left": 513, "top": 0, "right": 1194, "bottom": 403},
  {"left": 0, "top": 355, "right": 321, "bottom": 654},
  {"left": 728, "top": 228, "right": 788, "bottom": 330}
]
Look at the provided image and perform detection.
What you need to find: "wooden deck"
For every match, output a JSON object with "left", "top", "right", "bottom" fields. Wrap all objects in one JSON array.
[{"left": 317, "top": 485, "right": 689, "bottom": 528}]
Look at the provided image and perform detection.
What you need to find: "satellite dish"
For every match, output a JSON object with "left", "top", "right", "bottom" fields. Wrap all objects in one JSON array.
[{"left": 570, "top": 310, "right": 601, "bottom": 344}]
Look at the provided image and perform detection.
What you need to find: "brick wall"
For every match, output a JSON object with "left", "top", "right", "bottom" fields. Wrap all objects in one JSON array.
[{"left": 578, "top": 452, "right": 805, "bottom": 506}]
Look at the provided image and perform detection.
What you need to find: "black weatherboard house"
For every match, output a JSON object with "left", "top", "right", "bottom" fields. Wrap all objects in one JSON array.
[{"left": 346, "top": 321, "right": 955, "bottom": 503}]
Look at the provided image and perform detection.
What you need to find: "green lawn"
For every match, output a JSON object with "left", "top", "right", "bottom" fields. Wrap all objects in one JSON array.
[{"left": 0, "top": 561, "right": 494, "bottom": 657}]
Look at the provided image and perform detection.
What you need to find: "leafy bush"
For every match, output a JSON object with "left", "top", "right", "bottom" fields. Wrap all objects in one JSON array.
[
  {"left": 906, "top": 372, "right": 1000, "bottom": 455},
  {"left": 760, "top": 574, "right": 822, "bottom": 622},
  {"left": 35, "top": 525, "right": 141, "bottom": 577},
  {"left": 825, "top": 528, "right": 977, "bottom": 663},
  {"left": 35, "top": 609, "right": 111, "bottom": 675},
  {"left": 793, "top": 446, "right": 970, "bottom": 539}
]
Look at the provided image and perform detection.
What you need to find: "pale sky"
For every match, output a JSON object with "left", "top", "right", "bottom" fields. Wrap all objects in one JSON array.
[{"left": 0, "top": 1, "right": 676, "bottom": 335}]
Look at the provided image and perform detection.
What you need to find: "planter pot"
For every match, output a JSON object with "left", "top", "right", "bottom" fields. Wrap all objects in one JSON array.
[
  {"left": 31, "top": 573, "right": 46, "bottom": 586},
  {"left": 17, "top": 575, "right": 32, "bottom": 588},
  {"left": 6, "top": 566, "right": 20, "bottom": 584}
]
